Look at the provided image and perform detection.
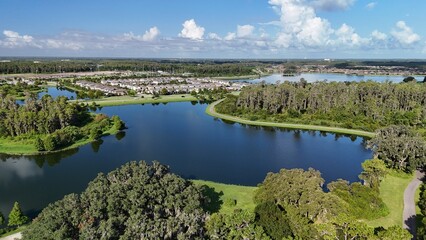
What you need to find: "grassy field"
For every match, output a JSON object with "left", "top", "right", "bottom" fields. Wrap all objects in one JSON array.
[
  {"left": 206, "top": 100, "right": 375, "bottom": 138},
  {"left": 365, "top": 171, "right": 414, "bottom": 228},
  {"left": 192, "top": 180, "right": 257, "bottom": 214},
  {"left": 78, "top": 94, "right": 197, "bottom": 107}
]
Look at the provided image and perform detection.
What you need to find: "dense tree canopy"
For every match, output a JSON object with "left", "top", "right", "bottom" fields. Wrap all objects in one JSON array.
[
  {"left": 0, "top": 93, "right": 125, "bottom": 152},
  {"left": 217, "top": 81, "right": 426, "bottom": 132},
  {"left": 23, "top": 161, "right": 207, "bottom": 240},
  {"left": 367, "top": 125, "right": 426, "bottom": 172}
]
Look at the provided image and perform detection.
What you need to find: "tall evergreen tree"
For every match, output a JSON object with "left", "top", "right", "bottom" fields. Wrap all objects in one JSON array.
[{"left": 8, "top": 202, "right": 29, "bottom": 227}]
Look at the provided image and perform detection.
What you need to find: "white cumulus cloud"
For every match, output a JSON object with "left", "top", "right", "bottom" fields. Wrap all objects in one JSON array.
[
  {"left": 334, "top": 23, "right": 367, "bottom": 47},
  {"left": 179, "top": 19, "right": 205, "bottom": 40},
  {"left": 0, "top": 30, "right": 38, "bottom": 48},
  {"left": 391, "top": 21, "right": 420, "bottom": 45},
  {"left": 207, "top": 33, "right": 222, "bottom": 40},
  {"left": 311, "top": 0, "right": 355, "bottom": 11},
  {"left": 224, "top": 32, "right": 236, "bottom": 41},
  {"left": 371, "top": 30, "right": 387, "bottom": 41},
  {"left": 237, "top": 25, "right": 255, "bottom": 38},
  {"left": 269, "top": 0, "right": 333, "bottom": 48},
  {"left": 142, "top": 27, "right": 160, "bottom": 41}
]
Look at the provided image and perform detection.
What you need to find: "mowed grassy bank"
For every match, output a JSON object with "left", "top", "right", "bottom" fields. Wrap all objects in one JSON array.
[
  {"left": 206, "top": 100, "right": 375, "bottom": 138},
  {"left": 77, "top": 94, "right": 198, "bottom": 107},
  {"left": 0, "top": 125, "right": 120, "bottom": 156},
  {"left": 192, "top": 180, "right": 257, "bottom": 214},
  {"left": 365, "top": 171, "right": 414, "bottom": 228}
]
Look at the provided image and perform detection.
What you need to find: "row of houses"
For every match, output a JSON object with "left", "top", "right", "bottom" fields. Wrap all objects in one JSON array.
[
  {"left": 75, "top": 81, "right": 127, "bottom": 96},
  {"left": 93, "top": 77, "right": 249, "bottom": 95}
]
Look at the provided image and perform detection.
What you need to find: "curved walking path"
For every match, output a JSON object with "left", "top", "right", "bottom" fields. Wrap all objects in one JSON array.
[
  {"left": 0, "top": 232, "right": 21, "bottom": 240},
  {"left": 206, "top": 99, "right": 375, "bottom": 138},
  {"left": 403, "top": 171, "right": 424, "bottom": 239}
]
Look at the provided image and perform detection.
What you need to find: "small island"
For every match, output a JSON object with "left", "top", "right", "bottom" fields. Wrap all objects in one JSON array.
[{"left": 0, "top": 94, "right": 125, "bottom": 155}]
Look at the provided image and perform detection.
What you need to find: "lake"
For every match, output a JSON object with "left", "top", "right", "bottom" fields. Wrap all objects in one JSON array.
[
  {"left": 0, "top": 102, "right": 372, "bottom": 218},
  {"left": 235, "top": 73, "right": 419, "bottom": 84}
]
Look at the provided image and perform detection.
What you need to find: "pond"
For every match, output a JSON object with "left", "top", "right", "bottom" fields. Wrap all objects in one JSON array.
[
  {"left": 0, "top": 102, "right": 372, "bottom": 218},
  {"left": 234, "top": 73, "right": 418, "bottom": 84}
]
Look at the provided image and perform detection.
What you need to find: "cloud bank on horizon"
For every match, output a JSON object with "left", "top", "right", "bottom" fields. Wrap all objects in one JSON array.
[{"left": 0, "top": 0, "right": 424, "bottom": 58}]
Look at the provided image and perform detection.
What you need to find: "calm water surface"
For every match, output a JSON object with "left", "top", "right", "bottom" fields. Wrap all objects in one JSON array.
[
  {"left": 0, "top": 102, "right": 372, "bottom": 218},
  {"left": 235, "top": 73, "right": 417, "bottom": 84}
]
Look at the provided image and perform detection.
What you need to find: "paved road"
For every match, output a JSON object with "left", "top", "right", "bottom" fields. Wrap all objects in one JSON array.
[
  {"left": 0, "top": 232, "right": 21, "bottom": 240},
  {"left": 403, "top": 170, "right": 424, "bottom": 239}
]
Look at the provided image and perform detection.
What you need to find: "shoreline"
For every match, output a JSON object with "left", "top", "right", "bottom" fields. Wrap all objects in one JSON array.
[
  {"left": 0, "top": 128, "right": 122, "bottom": 156},
  {"left": 205, "top": 99, "right": 375, "bottom": 138},
  {"left": 76, "top": 94, "right": 198, "bottom": 107}
]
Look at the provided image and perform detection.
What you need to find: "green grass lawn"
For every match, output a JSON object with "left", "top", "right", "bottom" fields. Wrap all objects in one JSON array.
[
  {"left": 365, "top": 171, "right": 414, "bottom": 228},
  {"left": 192, "top": 180, "right": 257, "bottom": 214},
  {"left": 78, "top": 94, "right": 197, "bottom": 107},
  {"left": 206, "top": 100, "right": 375, "bottom": 138}
]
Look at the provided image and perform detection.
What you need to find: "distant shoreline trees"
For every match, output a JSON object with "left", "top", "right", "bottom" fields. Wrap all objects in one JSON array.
[{"left": 217, "top": 80, "right": 426, "bottom": 132}]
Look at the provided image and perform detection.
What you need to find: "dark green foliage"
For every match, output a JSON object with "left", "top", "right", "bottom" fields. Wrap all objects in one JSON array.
[
  {"left": 0, "top": 95, "right": 88, "bottom": 137},
  {"left": 358, "top": 159, "right": 388, "bottom": 190},
  {"left": 215, "top": 94, "right": 239, "bottom": 114},
  {"left": 42, "top": 135, "right": 57, "bottom": 151},
  {"left": 218, "top": 81, "right": 426, "bottom": 132},
  {"left": 377, "top": 226, "right": 412, "bottom": 239},
  {"left": 367, "top": 125, "right": 426, "bottom": 172},
  {"left": 23, "top": 161, "right": 207, "bottom": 239},
  {"left": 206, "top": 210, "right": 270, "bottom": 240},
  {"left": 112, "top": 115, "right": 125, "bottom": 131},
  {"left": 254, "top": 168, "right": 342, "bottom": 239},
  {"left": 34, "top": 136, "right": 45, "bottom": 151},
  {"left": 7, "top": 202, "right": 29, "bottom": 227},
  {"left": 327, "top": 180, "right": 389, "bottom": 219},
  {"left": 255, "top": 201, "right": 292, "bottom": 239},
  {"left": 403, "top": 76, "right": 416, "bottom": 83},
  {"left": 89, "top": 126, "right": 102, "bottom": 140},
  {"left": 0, "top": 59, "right": 261, "bottom": 76}
]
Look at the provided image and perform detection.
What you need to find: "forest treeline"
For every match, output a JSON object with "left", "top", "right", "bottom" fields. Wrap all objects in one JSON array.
[
  {"left": 20, "top": 160, "right": 411, "bottom": 239},
  {"left": 217, "top": 80, "right": 426, "bottom": 132},
  {"left": 0, "top": 94, "right": 124, "bottom": 152},
  {"left": 0, "top": 59, "right": 264, "bottom": 76}
]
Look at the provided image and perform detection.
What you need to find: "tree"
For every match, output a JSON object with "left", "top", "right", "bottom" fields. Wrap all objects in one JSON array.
[
  {"left": 23, "top": 161, "right": 207, "bottom": 239},
  {"left": 34, "top": 136, "right": 45, "bottom": 151},
  {"left": 89, "top": 126, "right": 102, "bottom": 140},
  {"left": 376, "top": 225, "right": 412, "bottom": 239},
  {"left": 43, "top": 135, "right": 57, "bottom": 151},
  {"left": 8, "top": 202, "right": 29, "bottom": 227},
  {"left": 161, "top": 88, "right": 169, "bottom": 95},
  {"left": 358, "top": 159, "right": 388, "bottom": 190},
  {"left": 206, "top": 210, "right": 270, "bottom": 240},
  {"left": 367, "top": 125, "right": 426, "bottom": 172},
  {"left": 403, "top": 76, "right": 416, "bottom": 83},
  {"left": 255, "top": 201, "right": 292, "bottom": 239},
  {"left": 112, "top": 115, "right": 125, "bottom": 131}
]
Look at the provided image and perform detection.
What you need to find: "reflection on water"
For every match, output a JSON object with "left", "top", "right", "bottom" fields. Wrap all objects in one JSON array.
[
  {"left": 0, "top": 102, "right": 371, "bottom": 219},
  {"left": 0, "top": 158, "right": 43, "bottom": 184}
]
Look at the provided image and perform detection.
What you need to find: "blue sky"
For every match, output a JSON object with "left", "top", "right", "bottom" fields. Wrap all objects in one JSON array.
[{"left": 0, "top": 0, "right": 425, "bottom": 59}]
